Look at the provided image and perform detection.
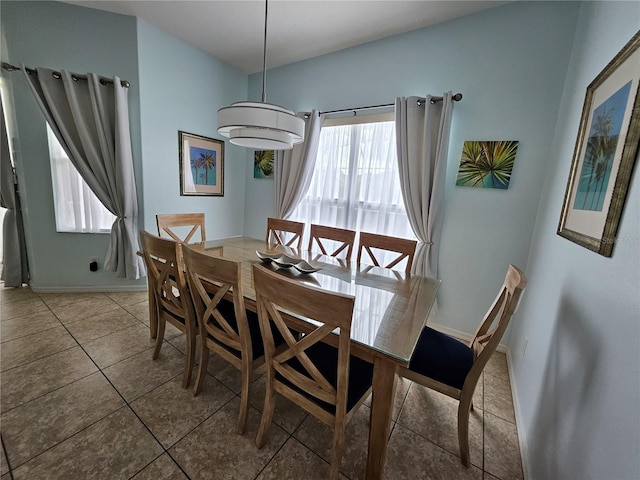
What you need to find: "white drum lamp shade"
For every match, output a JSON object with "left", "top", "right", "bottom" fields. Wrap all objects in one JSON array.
[
  {"left": 217, "top": 1, "right": 305, "bottom": 150},
  {"left": 217, "top": 101, "right": 305, "bottom": 150}
]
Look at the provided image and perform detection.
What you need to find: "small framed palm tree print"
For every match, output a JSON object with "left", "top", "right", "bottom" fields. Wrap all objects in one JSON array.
[
  {"left": 456, "top": 140, "right": 519, "bottom": 189},
  {"left": 179, "top": 131, "right": 224, "bottom": 196},
  {"left": 558, "top": 32, "right": 639, "bottom": 257}
]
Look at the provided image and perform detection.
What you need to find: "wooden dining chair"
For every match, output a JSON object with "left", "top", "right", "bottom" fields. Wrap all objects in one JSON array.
[
  {"left": 356, "top": 231, "right": 417, "bottom": 274},
  {"left": 265, "top": 217, "right": 304, "bottom": 249},
  {"left": 182, "top": 245, "right": 279, "bottom": 434},
  {"left": 156, "top": 213, "right": 206, "bottom": 244},
  {"left": 253, "top": 264, "right": 374, "bottom": 480},
  {"left": 400, "top": 264, "right": 527, "bottom": 467},
  {"left": 140, "top": 229, "right": 197, "bottom": 389},
  {"left": 307, "top": 224, "right": 356, "bottom": 262}
]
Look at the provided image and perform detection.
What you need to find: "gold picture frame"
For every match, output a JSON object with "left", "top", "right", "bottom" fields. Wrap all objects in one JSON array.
[
  {"left": 179, "top": 131, "right": 224, "bottom": 196},
  {"left": 558, "top": 31, "right": 640, "bottom": 257}
]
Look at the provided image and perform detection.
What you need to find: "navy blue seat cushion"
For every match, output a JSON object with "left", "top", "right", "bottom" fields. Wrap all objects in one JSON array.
[
  {"left": 211, "top": 298, "right": 284, "bottom": 360},
  {"left": 409, "top": 326, "right": 474, "bottom": 390},
  {"left": 163, "top": 304, "right": 187, "bottom": 326},
  {"left": 277, "top": 341, "right": 374, "bottom": 415}
]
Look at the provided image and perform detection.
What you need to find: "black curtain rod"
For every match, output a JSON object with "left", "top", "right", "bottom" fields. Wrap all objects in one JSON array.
[
  {"left": 1, "top": 62, "right": 131, "bottom": 88},
  {"left": 319, "top": 92, "right": 463, "bottom": 116}
]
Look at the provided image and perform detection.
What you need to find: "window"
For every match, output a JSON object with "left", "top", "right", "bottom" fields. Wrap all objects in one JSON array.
[
  {"left": 47, "top": 125, "right": 115, "bottom": 233},
  {"left": 289, "top": 114, "right": 415, "bottom": 240}
]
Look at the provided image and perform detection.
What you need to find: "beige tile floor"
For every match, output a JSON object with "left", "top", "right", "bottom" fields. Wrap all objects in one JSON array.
[{"left": 0, "top": 284, "right": 524, "bottom": 479}]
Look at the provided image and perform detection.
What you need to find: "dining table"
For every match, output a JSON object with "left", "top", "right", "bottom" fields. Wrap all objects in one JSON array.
[{"left": 153, "top": 235, "right": 440, "bottom": 479}]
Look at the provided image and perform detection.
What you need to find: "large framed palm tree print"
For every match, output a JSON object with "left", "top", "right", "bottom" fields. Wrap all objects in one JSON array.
[
  {"left": 179, "top": 131, "right": 224, "bottom": 196},
  {"left": 558, "top": 31, "right": 639, "bottom": 257}
]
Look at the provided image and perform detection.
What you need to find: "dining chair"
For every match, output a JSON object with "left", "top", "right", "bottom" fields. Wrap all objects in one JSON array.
[
  {"left": 182, "top": 245, "right": 280, "bottom": 434},
  {"left": 140, "top": 229, "right": 197, "bottom": 389},
  {"left": 307, "top": 224, "right": 356, "bottom": 262},
  {"left": 399, "top": 264, "right": 527, "bottom": 467},
  {"left": 265, "top": 217, "right": 304, "bottom": 249},
  {"left": 356, "top": 231, "right": 417, "bottom": 274},
  {"left": 252, "top": 263, "right": 374, "bottom": 480},
  {"left": 156, "top": 213, "right": 206, "bottom": 244}
]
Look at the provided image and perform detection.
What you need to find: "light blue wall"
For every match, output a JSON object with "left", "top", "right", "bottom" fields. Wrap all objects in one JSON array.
[
  {"left": 1, "top": 2, "right": 248, "bottom": 291},
  {"left": 137, "top": 20, "right": 248, "bottom": 238},
  {"left": 4, "top": 2, "right": 639, "bottom": 475},
  {"left": 245, "top": 2, "right": 580, "bottom": 338},
  {"left": 1, "top": 1, "right": 144, "bottom": 290},
  {"left": 509, "top": 2, "right": 640, "bottom": 478}
]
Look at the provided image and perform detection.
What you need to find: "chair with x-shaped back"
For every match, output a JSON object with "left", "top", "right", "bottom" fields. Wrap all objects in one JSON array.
[
  {"left": 265, "top": 217, "right": 304, "bottom": 249},
  {"left": 140, "top": 229, "right": 196, "bottom": 388},
  {"left": 307, "top": 224, "right": 356, "bottom": 262},
  {"left": 356, "top": 231, "right": 417, "bottom": 274},
  {"left": 253, "top": 263, "right": 373, "bottom": 480},
  {"left": 182, "top": 245, "right": 284, "bottom": 434},
  {"left": 156, "top": 213, "right": 206, "bottom": 245},
  {"left": 400, "top": 264, "right": 527, "bottom": 467}
]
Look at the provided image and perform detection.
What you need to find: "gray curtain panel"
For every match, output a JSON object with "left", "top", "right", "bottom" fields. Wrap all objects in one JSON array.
[
  {"left": 23, "top": 67, "right": 144, "bottom": 279},
  {"left": 1, "top": 95, "right": 29, "bottom": 286},
  {"left": 395, "top": 93, "right": 453, "bottom": 279},
  {"left": 274, "top": 110, "right": 322, "bottom": 219}
]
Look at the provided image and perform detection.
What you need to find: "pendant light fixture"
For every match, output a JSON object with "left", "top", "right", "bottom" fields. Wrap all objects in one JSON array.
[{"left": 217, "top": 0, "right": 305, "bottom": 150}]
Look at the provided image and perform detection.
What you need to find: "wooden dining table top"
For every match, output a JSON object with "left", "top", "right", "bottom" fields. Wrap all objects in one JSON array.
[{"left": 192, "top": 236, "right": 440, "bottom": 367}]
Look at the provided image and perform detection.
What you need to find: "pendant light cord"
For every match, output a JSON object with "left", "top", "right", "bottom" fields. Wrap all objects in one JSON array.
[{"left": 261, "top": 0, "right": 268, "bottom": 103}]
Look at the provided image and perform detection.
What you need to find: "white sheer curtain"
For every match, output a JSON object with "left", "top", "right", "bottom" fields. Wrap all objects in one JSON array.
[
  {"left": 47, "top": 125, "right": 115, "bottom": 233},
  {"left": 274, "top": 110, "right": 322, "bottom": 219},
  {"left": 290, "top": 119, "right": 415, "bottom": 241}
]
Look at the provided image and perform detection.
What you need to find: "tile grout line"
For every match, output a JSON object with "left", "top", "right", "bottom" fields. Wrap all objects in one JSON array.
[
  {"left": 1, "top": 432, "right": 15, "bottom": 480},
  {"left": 394, "top": 388, "right": 487, "bottom": 472},
  {"left": 251, "top": 429, "right": 293, "bottom": 480},
  {"left": 4, "top": 293, "right": 181, "bottom": 477},
  {"left": 2, "top": 288, "right": 524, "bottom": 479},
  {"left": 48, "top": 296, "right": 201, "bottom": 480},
  {"left": 43, "top": 294, "right": 252, "bottom": 480}
]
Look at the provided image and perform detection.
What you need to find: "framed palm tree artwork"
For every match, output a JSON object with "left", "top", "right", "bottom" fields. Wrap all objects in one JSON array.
[
  {"left": 179, "top": 131, "right": 224, "bottom": 196},
  {"left": 558, "top": 31, "right": 639, "bottom": 257},
  {"left": 456, "top": 140, "right": 519, "bottom": 189}
]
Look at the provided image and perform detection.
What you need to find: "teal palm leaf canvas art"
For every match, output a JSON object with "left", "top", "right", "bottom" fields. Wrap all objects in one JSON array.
[
  {"left": 254, "top": 150, "right": 274, "bottom": 178},
  {"left": 456, "top": 140, "right": 519, "bottom": 189}
]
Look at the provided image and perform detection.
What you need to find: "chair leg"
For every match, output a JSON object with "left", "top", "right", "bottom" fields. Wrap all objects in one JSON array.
[
  {"left": 329, "top": 422, "right": 346, "bottom": 480},
  {"left": 457, "top": 398, "right": 472, "bottom": 468},
  {"left": 193, "top": 339, "right": 209, "bottom": 396},
  {"left": 256, "top": 375, "right": 276, "bottom": 448},
  {"left": 152, "top": 317, "right": 165, "bottom": 360},
  {"left": 148, "top": 289, "right": 158, "bottom": 340},
  {"left": 237, "top": 359, "right": 252, "bottom": 435},
  {"left": 182, "top": 329, "right": 196, "bottom": 389}
]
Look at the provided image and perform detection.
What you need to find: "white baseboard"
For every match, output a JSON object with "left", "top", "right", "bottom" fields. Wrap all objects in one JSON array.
[
  {"left": 506, "top": 347, "right": 530, "bottom": 480},
  {"left": 29, "top": 284, "right": 147, "bottom": 294}
]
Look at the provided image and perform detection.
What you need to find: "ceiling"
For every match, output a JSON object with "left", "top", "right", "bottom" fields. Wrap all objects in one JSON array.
[{"left": 62, "top": 1, "right": 506, "bottom": 74}]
